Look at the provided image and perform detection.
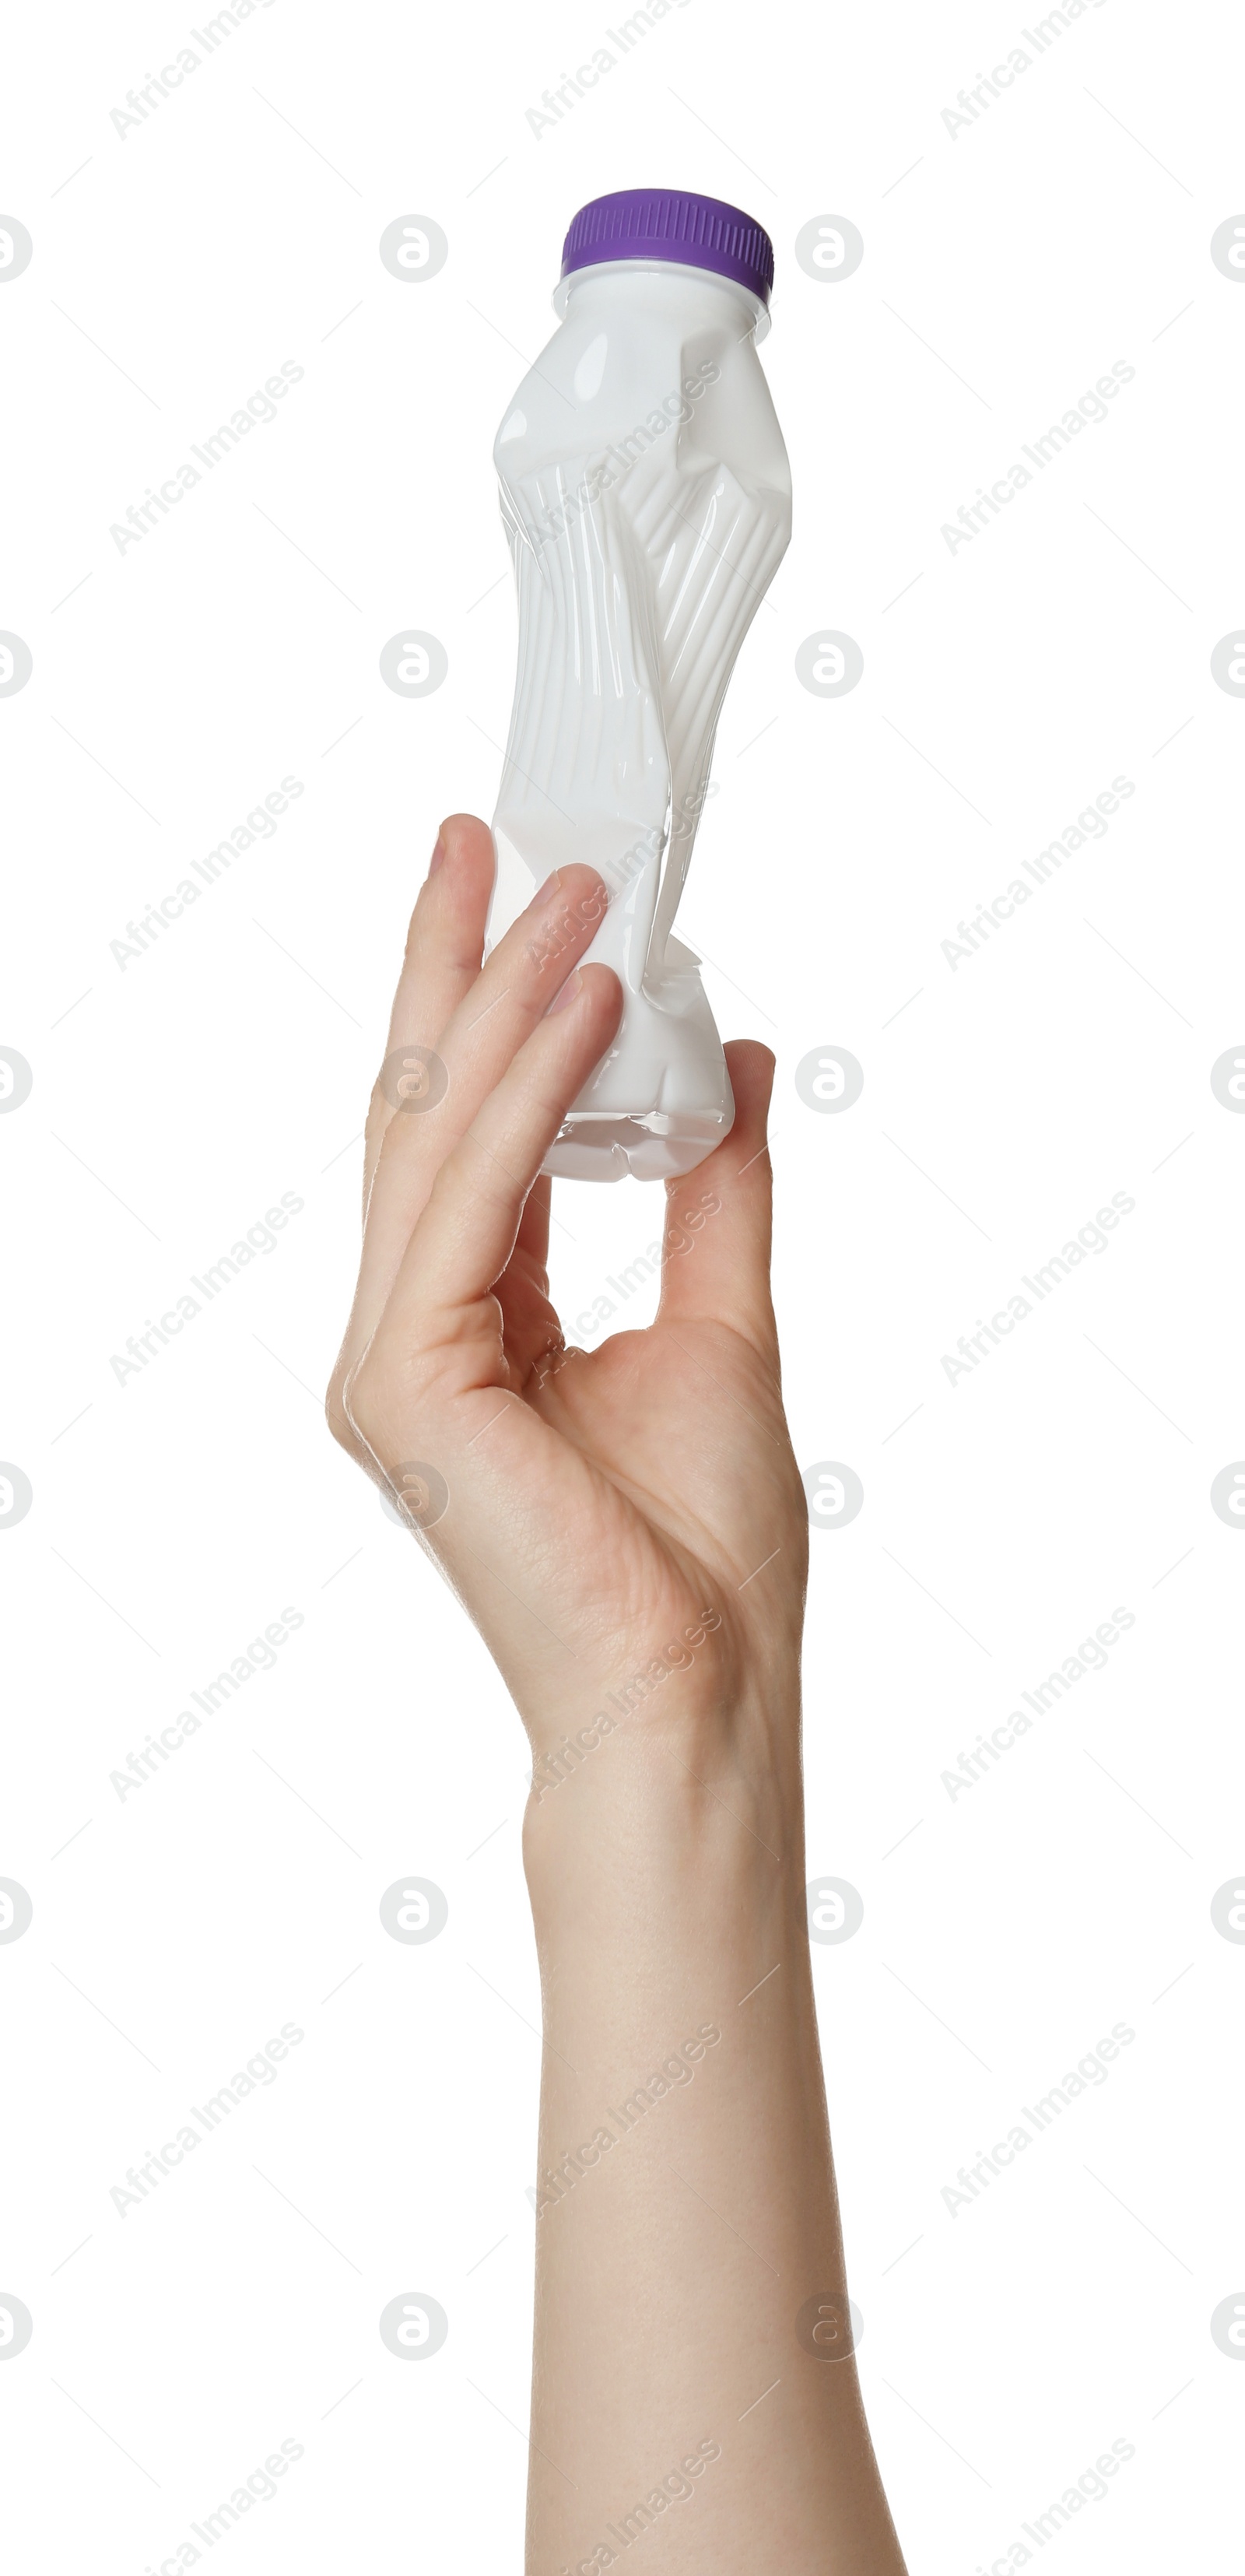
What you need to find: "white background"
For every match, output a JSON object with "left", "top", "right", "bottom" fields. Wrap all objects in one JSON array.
[{"left": 2, "top": 2, "right": 1243, "bottom": 2568}]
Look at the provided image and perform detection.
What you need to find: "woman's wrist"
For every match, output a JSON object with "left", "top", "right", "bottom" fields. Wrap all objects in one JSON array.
[{"left": 521, "top": 1684, "right": 808, "bottom": 1937}]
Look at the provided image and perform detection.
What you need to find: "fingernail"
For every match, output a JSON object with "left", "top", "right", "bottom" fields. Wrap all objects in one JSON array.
[
  {"left": 547, "top": 968, "right": 583, "bottom": 1016},
  {"left": 428, "top": 832, "right": 446, "bottom": 876},
  {"left": 528, "top": 869, "right": 562, "bottom": 909}
]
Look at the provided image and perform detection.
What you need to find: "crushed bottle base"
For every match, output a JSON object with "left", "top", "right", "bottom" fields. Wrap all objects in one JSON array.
[{"left": 542, "top": 1110, "right": 734, "bottom": 1183}]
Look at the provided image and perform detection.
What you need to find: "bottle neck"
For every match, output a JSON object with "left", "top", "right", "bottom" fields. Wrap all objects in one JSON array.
[{"left": 553, "top": 259, "right": 770, "bottom": 340}]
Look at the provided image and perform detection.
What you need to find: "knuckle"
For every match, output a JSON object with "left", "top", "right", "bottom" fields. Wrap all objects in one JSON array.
[
  {"left": 342, "top": 1350, "right": 386, "bottom": 1449},
  {"left": 324, "top": 1365, "right": 356, "bottom": 1455},
  {"left": 345, "top": 1336, "right": 442, "bottom": 1452}
]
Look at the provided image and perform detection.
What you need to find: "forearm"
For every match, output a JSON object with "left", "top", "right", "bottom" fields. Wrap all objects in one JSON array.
[
  {"left": 522, "top": 1699, "right": 907, "bottom": 2573},
  {"left": 325, "top": 830, "right": 903, "bottom": 2562}
]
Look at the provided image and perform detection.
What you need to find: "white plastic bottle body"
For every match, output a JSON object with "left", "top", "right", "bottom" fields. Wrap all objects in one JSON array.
[{"left": 490, "top": 258, "right": 791, "bottom": 1181}]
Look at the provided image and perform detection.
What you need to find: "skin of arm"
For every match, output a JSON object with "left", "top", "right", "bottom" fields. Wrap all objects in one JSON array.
[{"left": 327, "top": 813, "right": 909, "bottom": 2574}]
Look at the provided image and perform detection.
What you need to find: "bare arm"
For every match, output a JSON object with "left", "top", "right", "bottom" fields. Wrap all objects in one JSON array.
[{"left": 327, "top": 812, "right": 908, "bottom": 2573}]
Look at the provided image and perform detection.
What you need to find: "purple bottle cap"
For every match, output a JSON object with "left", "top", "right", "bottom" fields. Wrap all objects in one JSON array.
[{"left": 559, "top": 189, "right": 774, "bottom": 307}]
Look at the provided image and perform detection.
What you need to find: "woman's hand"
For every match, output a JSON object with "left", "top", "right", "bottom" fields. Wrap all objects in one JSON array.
[
  {"left": 325, "top": 813, "right": 808, "bottom": 1798},
  {"left": 325, "top": 816, "right": 909, "bottom": 2575}
]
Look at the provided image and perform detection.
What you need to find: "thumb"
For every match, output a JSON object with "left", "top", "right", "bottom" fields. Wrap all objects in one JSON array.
[{"left": 655, "top": 1042, "right": 777, "bottom": 1353}]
